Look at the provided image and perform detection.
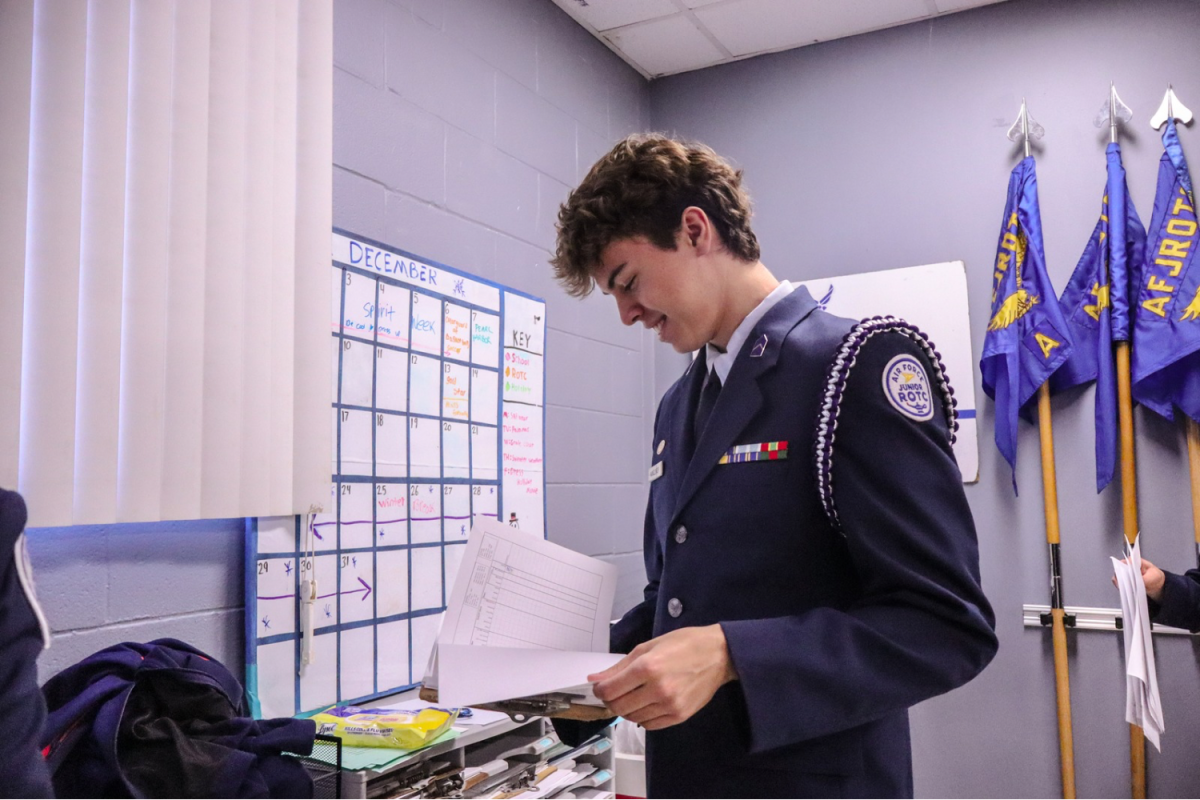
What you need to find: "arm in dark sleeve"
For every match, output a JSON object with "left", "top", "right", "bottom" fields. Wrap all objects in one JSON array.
[
  {"left": 1150, "top": 568, "right": 1200, "bottom": 632},
  {"left": 720, "top": 334, "right": 998, "bottom": 754}
]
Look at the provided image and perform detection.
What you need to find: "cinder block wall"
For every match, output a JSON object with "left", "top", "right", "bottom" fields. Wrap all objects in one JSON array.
[{"left": 330, "top": 0, "right": 658, "bottom": 618}]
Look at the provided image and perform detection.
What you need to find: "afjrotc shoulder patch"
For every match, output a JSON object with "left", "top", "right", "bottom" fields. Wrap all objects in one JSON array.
[{"left": 882, "top": 354, "right": 935, "bottom": 421}]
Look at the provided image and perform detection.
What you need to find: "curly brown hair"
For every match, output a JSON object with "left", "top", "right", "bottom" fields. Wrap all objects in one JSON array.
[{"left": 551, "top": 134, "right": 760, "bottom": 297}]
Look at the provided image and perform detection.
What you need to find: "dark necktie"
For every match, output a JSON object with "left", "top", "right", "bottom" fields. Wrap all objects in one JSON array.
[{"left": 693, "top": 368, "right": 722, "bottom": 443}]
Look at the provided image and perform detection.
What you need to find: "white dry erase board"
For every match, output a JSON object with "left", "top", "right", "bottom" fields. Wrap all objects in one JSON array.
[
  {"left": 245, "top": 230, "right": 547, "bottom": 718},
  {"left": 797, "top": 261, "right": 979, "bottom": 483}
]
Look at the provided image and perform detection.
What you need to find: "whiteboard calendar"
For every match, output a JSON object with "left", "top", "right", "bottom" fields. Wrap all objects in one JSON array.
[{"left": 245, "top": 230, "right": 546, "bottom": 719}]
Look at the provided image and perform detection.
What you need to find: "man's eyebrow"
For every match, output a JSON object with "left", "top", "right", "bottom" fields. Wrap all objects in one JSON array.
[{"left": 605, "top": 263, "right": 626, "bottom": 293}]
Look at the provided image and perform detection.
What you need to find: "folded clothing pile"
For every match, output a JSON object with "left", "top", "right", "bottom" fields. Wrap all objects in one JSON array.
[{"left": 42, "top": 638, "right": 316, "bottom": 798}]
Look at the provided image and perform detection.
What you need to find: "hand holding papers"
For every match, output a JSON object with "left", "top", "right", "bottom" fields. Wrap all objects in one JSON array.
[
  {"left": 1110, "top": 537, "right": 1165, "bottom": 751},
  {"left": 423, "top": 520, "right": 622, "bottom": 716}
]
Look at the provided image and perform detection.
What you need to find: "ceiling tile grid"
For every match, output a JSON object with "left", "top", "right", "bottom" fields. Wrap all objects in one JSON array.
[{"left": 548, "top": 0, "right": 1009, "bottom": 79}]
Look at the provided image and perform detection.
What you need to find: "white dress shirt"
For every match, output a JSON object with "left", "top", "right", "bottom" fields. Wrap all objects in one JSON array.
[{"left": 704, "top": 281, "right": 795, "bottom": 385}]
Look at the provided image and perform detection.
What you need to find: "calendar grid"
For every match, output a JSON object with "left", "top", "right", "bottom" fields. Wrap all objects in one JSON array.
[{"left": 246, "top": 231, "right": 545, "bottom": 718}]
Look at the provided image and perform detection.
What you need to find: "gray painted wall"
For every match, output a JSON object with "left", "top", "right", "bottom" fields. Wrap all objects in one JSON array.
[
  {"left": 329, "top": 0, "right": 655, "bottom": 620},
  {"left": 649, "top": 0, "right": 1200, "bottom": 796}
]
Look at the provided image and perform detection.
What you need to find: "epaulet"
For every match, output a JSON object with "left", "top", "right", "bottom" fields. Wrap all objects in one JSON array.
[{"left": 814, "top": 316, "right": 958, "bottom": 532}]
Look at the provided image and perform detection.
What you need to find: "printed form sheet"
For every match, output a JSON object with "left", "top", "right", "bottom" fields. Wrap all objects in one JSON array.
[{"left": 427, "top": 520, "right": 621, "bottom": 708}]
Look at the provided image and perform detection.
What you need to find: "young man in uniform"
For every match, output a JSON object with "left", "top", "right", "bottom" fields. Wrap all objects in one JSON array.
[{"left": 550, "top": 134, "right": 998, "bottom": 798}]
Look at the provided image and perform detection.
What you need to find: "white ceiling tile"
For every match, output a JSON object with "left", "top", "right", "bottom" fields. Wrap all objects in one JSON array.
[
  {"left": 695, "top": 0, "right": 932, "bottom": 57},
  {"left": 682, "top": 0, "right": 730, "bottom": 7},
  {"left": 548, "top": 0, "right": 679, "bottom": 32},
  {"left": 605, "top": 14, "right": 726, "bottom": 77}
]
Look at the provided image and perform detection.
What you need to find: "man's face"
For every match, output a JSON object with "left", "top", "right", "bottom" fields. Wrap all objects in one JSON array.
[{"left": 594, "top": 232, "right": 720, "bottom": 353}]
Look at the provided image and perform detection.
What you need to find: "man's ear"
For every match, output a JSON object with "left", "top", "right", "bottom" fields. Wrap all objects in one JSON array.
[{"left": 680, "top": 206, "right": 713, "bottom": 254}]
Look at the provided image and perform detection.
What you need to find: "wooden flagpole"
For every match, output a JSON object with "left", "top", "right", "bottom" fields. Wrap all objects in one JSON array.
[
  {"left": 1108, "top": 84, "right": 1144, "bottom": 799},
  {"left": 1016, "top": 99, "right": 1076, "bottom": 799},
  {"left": 1036, "top": 382, "right": 1077, "bottom": 799},
  {"left": 1115, "top": 342, "right": 1145, "bottom": 798}
]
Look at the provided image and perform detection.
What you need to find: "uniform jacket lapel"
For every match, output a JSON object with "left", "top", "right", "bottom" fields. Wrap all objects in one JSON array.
[{"left": 673, "top": 287, "right": 820, "bottom": 516}]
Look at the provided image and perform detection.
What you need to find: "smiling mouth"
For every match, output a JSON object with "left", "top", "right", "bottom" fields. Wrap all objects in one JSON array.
[{"left": 652, "top": 317, "right": 667, "bottom": 338}]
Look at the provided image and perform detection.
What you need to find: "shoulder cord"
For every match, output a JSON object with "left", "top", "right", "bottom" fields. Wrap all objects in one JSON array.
[{"left": 814, "top": 316, "right": 959, "bottom": 532}]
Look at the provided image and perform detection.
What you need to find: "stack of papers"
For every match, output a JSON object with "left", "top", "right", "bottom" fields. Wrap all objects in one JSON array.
[
  {"left": 1110, "top": 536, "right": 1165, "bottom": 751},
  {"left": 424, "top": 520, "right": 623, "bottom": 708}
]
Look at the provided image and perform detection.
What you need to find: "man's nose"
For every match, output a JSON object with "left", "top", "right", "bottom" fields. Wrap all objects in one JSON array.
[{"left": 616, "top": 295, "right": 641, "bottom": 327}]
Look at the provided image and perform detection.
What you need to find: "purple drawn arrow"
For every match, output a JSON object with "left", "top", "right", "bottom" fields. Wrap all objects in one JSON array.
[
  {"left": 318, "top": 577, "right": 373, "bottom": 602},
  {"left": 257, "top": 577, "right": 372, "bottom": 603}
]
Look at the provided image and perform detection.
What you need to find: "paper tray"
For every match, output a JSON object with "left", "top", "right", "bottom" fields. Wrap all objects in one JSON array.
[{"left": 419, "top": 686, "right": 613, "bottom": 722}]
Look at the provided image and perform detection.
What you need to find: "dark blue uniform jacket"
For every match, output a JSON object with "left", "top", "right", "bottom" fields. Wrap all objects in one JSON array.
[
  {"left": 1151, "top": 568, "right": 1200, "bottom": 632},
  {"left": 611, "top": 287, "right": 998, "bottom": 798}
]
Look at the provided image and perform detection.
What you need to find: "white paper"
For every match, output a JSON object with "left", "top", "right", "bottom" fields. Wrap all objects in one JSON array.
[
  {"left": 1111, "top": 537, "right": 1165, "bottom": 751},
  {"left": 437, "top": 644, "right": 621, "bottom": 708},
  {"left": 424, "top": 519, "right": 620, "bottom": 708},
  {"left": 441, "top": 520, "right": 615, "bottom": 651}
]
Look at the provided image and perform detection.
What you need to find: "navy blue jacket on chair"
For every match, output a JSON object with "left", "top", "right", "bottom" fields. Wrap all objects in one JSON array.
[{"left": 612, "top": 286, "right": 997, "bottom": 798}]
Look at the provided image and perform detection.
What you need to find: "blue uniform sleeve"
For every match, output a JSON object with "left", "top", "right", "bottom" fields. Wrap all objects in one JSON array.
[
  {"left": 1150, "top": 568, "right": 1200, "bottom": 632},
  {"left": 720, "top": 333, "right": 998, "bottom": 753},
  {"left": 0, "top": 489, "right": 54, "bottom": 798}
]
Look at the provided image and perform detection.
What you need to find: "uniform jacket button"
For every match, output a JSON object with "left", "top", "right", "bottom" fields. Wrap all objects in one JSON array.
[
  {"left": 667, "top": 598, "right": 683, "bottom": 618},
  {"left": 674, "top": 525, "right": 688, "bottom": 544}
]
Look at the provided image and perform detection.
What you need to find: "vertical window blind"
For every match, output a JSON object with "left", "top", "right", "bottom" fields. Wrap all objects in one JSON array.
[{"left": 0, "top": 0, "right": 332, "bottom": 527}]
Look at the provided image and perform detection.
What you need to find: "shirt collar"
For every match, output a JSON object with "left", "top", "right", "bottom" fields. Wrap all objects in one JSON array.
[{"left": 704, "top": 281, "right": 794, "bottom": 385}]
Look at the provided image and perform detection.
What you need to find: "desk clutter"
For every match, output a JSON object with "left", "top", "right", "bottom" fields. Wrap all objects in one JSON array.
[
  {"left": 339, "top": 717, "right": 615, "bottom": 800},
  {"left": 36, "top": 637, "right": 617, "bottom": 799}
]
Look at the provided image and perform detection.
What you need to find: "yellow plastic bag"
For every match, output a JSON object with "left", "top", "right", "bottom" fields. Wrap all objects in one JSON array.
[{"left": 311, "top": 705, "right": 458, "bottom": 749}]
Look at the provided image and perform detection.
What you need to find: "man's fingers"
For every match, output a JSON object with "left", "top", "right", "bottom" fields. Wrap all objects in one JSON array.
[
  {"left": 639, "top": 712, "right": 679, "bottom": 731},
  {"left": 587, "top": 650, "right": 637, "bottom": 684},
  {"left": 603, "top": 683, "right": 665, "bottom": 720},
  {"left": 594, "top": 653, "right": 655, "bottom": 702}
]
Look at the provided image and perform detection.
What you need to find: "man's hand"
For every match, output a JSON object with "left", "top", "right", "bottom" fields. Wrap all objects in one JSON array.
[
  {"left": 1113, "top": 557, "right": 1167, "bottom": 603},
  {"left": 587, "top": 624, "right": 737, "bottom": 731},
  {"left": 1140, "top": 558, "right": 1166, "bottom": 603}
]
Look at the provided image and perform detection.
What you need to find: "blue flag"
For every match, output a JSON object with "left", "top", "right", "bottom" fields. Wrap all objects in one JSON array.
[
  {"left": 1050, "top": 144, "right": 1146, "bottom": 491},
  {"left": 1131, "top": 120, "right": 1200, "bottom": 421},
  {"left": 980, "top": 157, "right": 1073, "bottom": 491}
]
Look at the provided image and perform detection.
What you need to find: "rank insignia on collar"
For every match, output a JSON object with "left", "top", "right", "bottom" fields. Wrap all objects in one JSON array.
[
  {"left": 750, "top": 334, "right": 768, "bottom": 358},
  {"left": 719, "top": 441, "right": 788, "bottom": 464}
]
